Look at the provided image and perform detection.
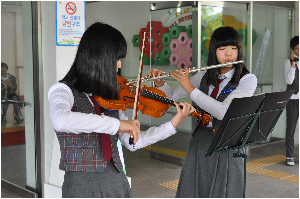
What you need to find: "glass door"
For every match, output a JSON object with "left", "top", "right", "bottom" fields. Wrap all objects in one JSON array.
[
  {"left": 1, "top": 1, "right": 38, "bottom": 197},
  {"left": 251, "top": 4, "right": 293, "bottom": 142}
]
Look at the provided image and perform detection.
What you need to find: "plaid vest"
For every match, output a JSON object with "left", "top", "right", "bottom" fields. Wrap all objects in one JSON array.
[
  {"left": 286, "top": 64, "right": 299, "bottom": 94},
  {"left": 196, "top": 73, "right": 239, "bottom": 132},
  {"left": 55, "top": 83, "right": 123, "bottom": 172}
]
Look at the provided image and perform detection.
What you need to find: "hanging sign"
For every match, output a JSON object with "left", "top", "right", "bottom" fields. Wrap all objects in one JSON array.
[{"left": 56, "top": 1, "right": 86, "bottom": 46}]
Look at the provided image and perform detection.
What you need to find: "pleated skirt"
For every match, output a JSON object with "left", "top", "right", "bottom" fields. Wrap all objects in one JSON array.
[
  {"left": 176, "top": 127, "right": 244, "bottom": 198},
  {"left": 62, "top": 160, "right": 133, "bottom": 198}
]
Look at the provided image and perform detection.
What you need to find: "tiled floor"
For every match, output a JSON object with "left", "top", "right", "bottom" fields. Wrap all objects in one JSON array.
[
  {"left": 1, "top": 106, "right": 299, "bottom": 198},
  {"left": 1, "top": 188, "right": 21, "bottom": 198},
  {"left": 1, "top": 144, "right": 299, "bottom": 198},
  {"left": 124, "top": 145, "right": 299, "bottom": 198}
]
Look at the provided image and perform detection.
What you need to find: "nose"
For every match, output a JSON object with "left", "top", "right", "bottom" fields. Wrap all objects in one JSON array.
[{"left": 225, "top": 49, "right": 232, "bottom": 56}]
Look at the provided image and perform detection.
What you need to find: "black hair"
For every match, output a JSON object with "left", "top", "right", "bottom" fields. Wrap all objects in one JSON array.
[
  {"left": 60, "top": 22, "right": 127, "bottom": 100},
  {"left": 1, "top": 62, "right": 8, "bottom": 69},
  {"left": 290, "top": 36, "right": 299, "bottom": 50},
  {"left": 206, "top": 26, "right": 249, "bottom": 87}
]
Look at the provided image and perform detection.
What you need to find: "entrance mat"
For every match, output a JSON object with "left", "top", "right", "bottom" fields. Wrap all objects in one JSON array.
[{"left": 1, "top": 130, "right": 25, "bottom": 147}]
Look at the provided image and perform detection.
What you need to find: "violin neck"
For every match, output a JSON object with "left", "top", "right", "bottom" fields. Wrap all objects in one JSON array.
[
  {"left": 142, "top": 89, "right": 203, "bottom": 121},
  {"left": 141, "top": 89, "right": 176, "bottom": 106}
]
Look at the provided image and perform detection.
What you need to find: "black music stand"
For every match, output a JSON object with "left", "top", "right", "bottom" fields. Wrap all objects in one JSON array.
[{"left": 205, "top": 90, "right": 294, "bottom": 198}]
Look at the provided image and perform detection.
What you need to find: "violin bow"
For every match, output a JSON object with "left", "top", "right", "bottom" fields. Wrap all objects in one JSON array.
[{"left": 129, "top": 29, "right": 148, "bottom": 148}]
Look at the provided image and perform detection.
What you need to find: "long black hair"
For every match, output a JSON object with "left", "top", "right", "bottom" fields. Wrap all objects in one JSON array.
[
  {"left": 60, "top": 22, "right": 127, "bottom": 100},
  {"left": 206, "top": 26, "right": 249, "bottom": 87}
]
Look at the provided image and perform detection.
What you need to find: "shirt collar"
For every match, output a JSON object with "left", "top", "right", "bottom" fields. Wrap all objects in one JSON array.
[{"left": 218, "top": 68, "right": 235, "bottom": 80}]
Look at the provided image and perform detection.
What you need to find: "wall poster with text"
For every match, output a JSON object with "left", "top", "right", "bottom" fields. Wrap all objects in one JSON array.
[{"left": 56, "top": 1, "right": 86, "bottom": 46}]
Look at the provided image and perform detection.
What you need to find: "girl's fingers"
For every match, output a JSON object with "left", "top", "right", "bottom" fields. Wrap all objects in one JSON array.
[
  {"left": 190, "top": 105, "right": 196, "bottom": 114},
  {"left": 148, "top": 68, "right": 157, "bottom": 77},
  {"left": 173, "top": 101, "right": 181, "bottom": 112},
  {"left": 133, "top": 124, "right": 140, "bottom": 144},
  {"left": 180, "top": 102, "right": 196, "bottom": 115},
  {"left": 174, "top": 101, "right": 196, "bottom": 117},
  {"left": 178, "top": 102, "right": 189, "bottom": 115}
]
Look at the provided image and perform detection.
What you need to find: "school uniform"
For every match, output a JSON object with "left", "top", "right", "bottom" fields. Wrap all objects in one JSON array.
[
  {"left": 285, "top": 59, "right": 299, "bottom": 159},
  {"left": 158, "top": 68, "right": 257, "bottom": 197},
  {"left": 48, "top": 82, "right": 178, "bottom": 198}
]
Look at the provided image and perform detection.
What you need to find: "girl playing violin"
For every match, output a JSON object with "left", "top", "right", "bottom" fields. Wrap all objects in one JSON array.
[
  {"left": 48, "top": 22, "right": 195, "bottom": 198},
  {"left": 149, "top": 26, "right": 257, "bottom": 198}
]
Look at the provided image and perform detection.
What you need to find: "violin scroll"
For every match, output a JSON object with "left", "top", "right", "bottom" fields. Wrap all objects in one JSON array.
[
  {"left": 190, "top": 109, "right": 211, "bottom": 124},
  {"left": 202, "top": 113, "right": 211, "bottom": 124}
]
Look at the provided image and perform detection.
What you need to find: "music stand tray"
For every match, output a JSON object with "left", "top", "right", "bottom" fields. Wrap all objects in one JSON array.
[{"left": 205, "top": 90, "right": 293, "bottom": 197}]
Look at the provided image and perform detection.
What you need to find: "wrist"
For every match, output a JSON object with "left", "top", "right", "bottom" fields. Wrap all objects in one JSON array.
[
  {"left": 155, "top": 80, "right": 165, "bottom": 88},
  {"left": 171, "top": 115, "right": 179, "bottom": 128},
  {"left": 187, "top": 86, "right": 195, "bottom": 95},
  {"left": 171, "top": 113, "right": 185, "bottom": 129},
  {"left": 171, "top": 117, "right": 178, "bottom": 129}
]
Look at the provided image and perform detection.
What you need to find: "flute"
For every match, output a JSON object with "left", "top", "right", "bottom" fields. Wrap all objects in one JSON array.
[{"left": 128, "top": 60, "right": 244, "bottom": 84}]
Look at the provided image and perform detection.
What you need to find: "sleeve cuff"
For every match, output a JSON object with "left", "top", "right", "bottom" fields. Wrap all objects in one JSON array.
[
  {"left": 166, "top": 120, "right": 177, "bottom": 133},
  {"left": 110, "top": 118, "right": 120, "bottom": 135}
]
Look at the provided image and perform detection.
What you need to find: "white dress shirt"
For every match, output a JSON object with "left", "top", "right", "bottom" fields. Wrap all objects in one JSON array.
[
  {"left": 48, "top": 82, "right": 177, "bottom": 152},
  {"left": 159, "top": 68, "right": 257, "bottom": 122},
  {"left": 285, "top": 58, "right": 299, "bottom": 99}
]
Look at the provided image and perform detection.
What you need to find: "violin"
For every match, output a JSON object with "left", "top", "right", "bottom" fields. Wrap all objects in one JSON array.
[{"left": 94, "top": 75, "right": 211, "bottom": 123}]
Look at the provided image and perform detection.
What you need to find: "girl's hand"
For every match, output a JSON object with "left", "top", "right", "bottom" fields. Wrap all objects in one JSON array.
[
  {"left": 147, "top": 68, "right": 164, "bottom": 87},
  {"left": 290, "top": 54, "right": 298, "bottom": 68},
  {"left": 119, "top": 120, "right": 140, "bottom": 145},
  {"left": 171, "top": 102, "right": 196, "bottom": 128},
  {"left": 170, "top": 69, "right": 195, "bottom": 94}
]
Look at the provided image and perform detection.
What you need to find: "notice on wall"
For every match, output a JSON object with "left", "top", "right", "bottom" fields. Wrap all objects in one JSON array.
[{"left": 56, "top": 1, "right": 86, "bottom": 46}]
